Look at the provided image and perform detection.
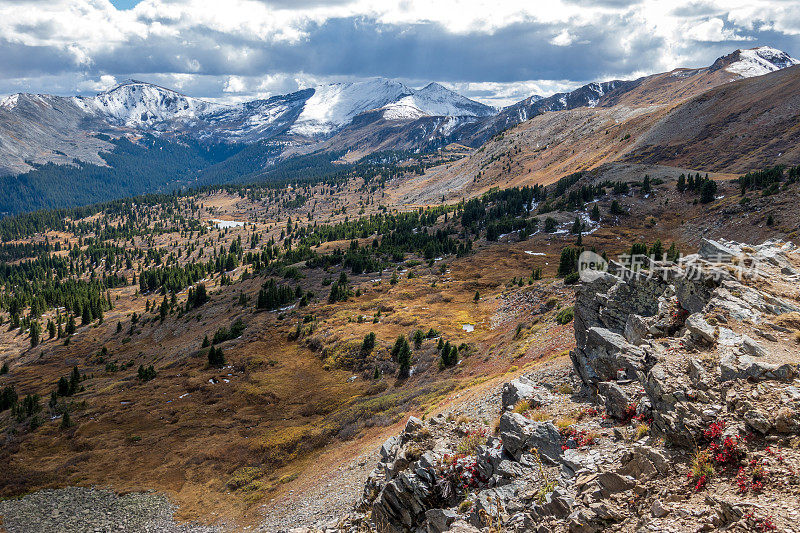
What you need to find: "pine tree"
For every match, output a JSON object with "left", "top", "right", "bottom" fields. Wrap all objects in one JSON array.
[
  {"left": 61, "top": 410, "right": 73, "bottom": 429},
  {"left": 208, "top": 346, "right": 225, "bottom": 368},
  {"left": 29, "top": 322, "right": 40, "bottom": 347},
  {"left": 641, "top": 175, "right": 651, "bottom": 195},
  {"left": 590, "top": 204, "right": 600, "bottom": 222},
  {"left": 677, "top": 174, "right": 686, "bottom": 192},
  {"left": 412, "top": 329, "right": 424, "bottom": 349},
  {"left": 397, "top": 340, "right": 411, "bottom": 379},
  {"left": 361, "top": 332, "right": 376, "bottom": 353},
  {"left": 69, "top": 366, "right": 81, "bottom": 394}
]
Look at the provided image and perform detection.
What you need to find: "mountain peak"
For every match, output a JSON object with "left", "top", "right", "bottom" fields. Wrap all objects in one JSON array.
[{"left": 710, "top": 46, "right": 799, "bottom": 78}]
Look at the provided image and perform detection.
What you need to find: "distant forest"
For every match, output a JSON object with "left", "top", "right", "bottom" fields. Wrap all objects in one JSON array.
[{"left": 0, "top": 134, "right": 348, "bottom": 215}]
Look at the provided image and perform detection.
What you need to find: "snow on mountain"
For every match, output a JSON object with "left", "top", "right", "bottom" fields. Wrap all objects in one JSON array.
[
  {"left": 290, "top": 79, "right": 496, "bottom": 136},
  {"left": 72, "top": 80, "right": 229, "bottom": 127},
  {"left": 721, "top": 46, "right": 799, "bottom": 78},
  {"left": 289, "top": 79, "right": 411, "bottom": 137},
  {"left": 397, "top": 83, "right": 496, "bottom": 118},
  {"left": 0, "top": 94, "right": 20, "bottom": 109}
]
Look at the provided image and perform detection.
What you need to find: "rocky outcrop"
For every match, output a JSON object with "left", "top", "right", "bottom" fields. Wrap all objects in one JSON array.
[
  {"left": 571, "top": 239, "right": 800, "bottom": 445},
  {"left": 343, "top": 239, "right": 800, "bottom": 533}
]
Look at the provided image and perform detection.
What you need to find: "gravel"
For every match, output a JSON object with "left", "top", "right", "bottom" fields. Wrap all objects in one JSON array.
[
  {"left": 0, "top": 487, "right": 223, "bottom": 533},
  {"left": 256, "top": 448, "right": 378, "bottom": 532}
]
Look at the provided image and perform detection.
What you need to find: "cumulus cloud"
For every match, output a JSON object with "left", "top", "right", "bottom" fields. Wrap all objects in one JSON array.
[{"left": 0, "top": 0, "right": 796, "bottom": 106}]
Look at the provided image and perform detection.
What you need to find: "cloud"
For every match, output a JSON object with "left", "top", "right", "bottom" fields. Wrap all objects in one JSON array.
[{"left": 0, "top": 0, "right": 797, "bottom": 106}]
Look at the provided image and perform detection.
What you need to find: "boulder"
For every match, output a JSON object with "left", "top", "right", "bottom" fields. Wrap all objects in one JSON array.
[
  {"left": 501, "top": 377, "right": 547, "bottom": 410},
  {"left": 497, "top": 413, "right": 563, "bottom": 463},
  {"left": 743, "top": 409, "right": 772, "bottom": 434},
  {"left": 651, "top": 499, "right": 669, "bottom": 518},
  {"left": 685, "top": 313, "right": 715, "bottom": 344},
  {"left": 698, "top": 238, "right": 738, "bottom": 262},
  {"left": 596, "top": 381, "right": 632, "bottom": 420},
  {"left": 425, "top": 509, "right": 458, "bottom": 533},
  {"left": 596, "top": 472, "right": 635, "bottom": 497}
]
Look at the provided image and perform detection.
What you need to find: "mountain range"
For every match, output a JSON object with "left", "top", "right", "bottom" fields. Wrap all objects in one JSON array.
[{"left": 0, "top": 46, "right": 797, "bottom": 213}]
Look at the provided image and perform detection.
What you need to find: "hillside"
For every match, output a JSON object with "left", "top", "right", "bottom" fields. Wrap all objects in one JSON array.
[
  {"left": 396, "top": 62, "right": 800, "bottom": 204},
  {"left": 0, "top": 149, "right": 799, "bottom": 530}
]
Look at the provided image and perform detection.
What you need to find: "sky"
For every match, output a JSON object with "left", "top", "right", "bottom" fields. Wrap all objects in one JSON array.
[{"left": 1, "top": 0, "right": 799, "bottom": 108}]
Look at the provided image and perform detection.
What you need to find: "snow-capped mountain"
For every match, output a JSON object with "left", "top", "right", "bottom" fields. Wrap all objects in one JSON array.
[
  {"left": 712, "top": 46, "right": 800, "bottom": 78},
  {"left": 44, "top": 77, "right": 495, "bottom": 141},
  {"left": 288, "top": 79, "right": 495, "bottom": 137},
  {"left": 380, "top": 83, "right": 497, "bottom": 121},
  {"left": 72, "top": 80, "right": 227, "bottom": 127},
  {"left": 0, "top": 46, "right": 798, "bottom": 179}
]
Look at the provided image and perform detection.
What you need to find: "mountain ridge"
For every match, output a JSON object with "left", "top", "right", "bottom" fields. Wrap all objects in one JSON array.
[{"left": 0, "top": 46, "right": 797, "bottom": 213}]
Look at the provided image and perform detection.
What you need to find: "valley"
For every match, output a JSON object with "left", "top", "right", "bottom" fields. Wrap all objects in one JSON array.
[{"left": 0, "top": 43, "right": 799, "bottom": 533}]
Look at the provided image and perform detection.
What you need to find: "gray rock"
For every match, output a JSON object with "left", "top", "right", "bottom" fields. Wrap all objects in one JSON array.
[
  {"left": 404, "top": 416, "right": 424, "bottom": 434},
  {"left": 425, "top": 509, "right": 458, "bottom": 533},
  {"left": 685, "top": 313, "right": 715, "bottom": 344},
  {"left": 698, "top": 238, "right": 737, "bottom": 262},
  {"left": 561, "top": 449, "right": 598, "bottom": 478},
  {"left": 380, "top": 436, "right": 400, "bottom": 463},
  {"left": 596, "top": 472, "right": 635, "bottom": 496},
  {"left": 596, "top": 381, "right": 631, "bottom": 420},
  {"left": 743, "top": 409, "right": 772, "bottom": 434},
  {"left": 497, "top": 413, "right": 563, "bottom": 464},
  {"left": 740, "top": 335, "right": 767, "bottom": 357},
  {"left": 651, "top": 499, "right": 669, "bottom": 518},
  {"left": 501, "top": 377, "right": 548, "bottom": 410}
]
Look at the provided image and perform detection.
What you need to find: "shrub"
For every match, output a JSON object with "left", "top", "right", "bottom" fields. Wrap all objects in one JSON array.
[
  {"left": 512, "top": 400, "right": 530, "bottom": 415},
  {"left": 456, "top": 428, "right": 488, "bottom": 455},
  {"left": 688, "top": 449, "right": 713, "bottom": 491},
  {"left": 555, "top": 307, "right": 574, "bottom": 325},
  {"left": 361, "top": 332, "right": 376, "bottom": 353},
  {"left": 137, "top": 365, "right": 157, "bottom": 381}
]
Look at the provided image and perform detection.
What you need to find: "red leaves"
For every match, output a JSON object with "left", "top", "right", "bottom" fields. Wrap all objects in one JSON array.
[
  {"left": 708, "top": 436, "right": 743, "bottom": 467},
  {"left": 559, "top": 425, "right": 597, "bottom": 449},
  {"left": 703, "top": 420, "right": 725, "bottom": 441},
  {"left": 743, "top": 511, "right": 777, "bottom": 532},
  {"left": 694, "top": 474, "right": 707, "bottom": 492},
  {"left": 437, "top": 452, "right": 486, "bottom": 492}
]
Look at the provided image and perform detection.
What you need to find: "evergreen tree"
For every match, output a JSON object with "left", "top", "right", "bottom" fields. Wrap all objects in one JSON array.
[
  {"left": 397, "top": 339, "right": 411, "bottom": 379},
  {"left": 61, "top": 410, "right": 73, "bottom": 429},
  {"left": 641, "top": 175, "right": 651, "bottom": 195},
  {"left": 412, "top": 329, "right": 424, "bottom": 349},
  {"left": 208, "top": 346, "right": 225, "bottom": 368},
  {"left": 361, "top": 332, "right": 376, "bottom": 353},
  {"left": 30, "top": 322, "right": 41, "bottom": 347},
  {"left": 69, "top": 366, "right": 81, "bottom": 394},
  {"left": 590, "top": 204, "right": 600, "bottom": 222},
  {"left": 677, "top": 174, "right": 686, "bottom": 192}
]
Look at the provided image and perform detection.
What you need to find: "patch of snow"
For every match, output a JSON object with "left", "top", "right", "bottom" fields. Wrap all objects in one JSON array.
[
  {"left": 725, "top": 46, "right": 799, "bottom": 78},
  {"left": 525, "top": 251, "right": 546, "bottom": 256},
  {"left": 462, "top": 323, "right": 475, "bottom": 332},
  {"left": 0, "top": 94, "right": 19, "bottom": 109},
  {"left": 211, "top": 219, "right": 244, "bottom": 228}
]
